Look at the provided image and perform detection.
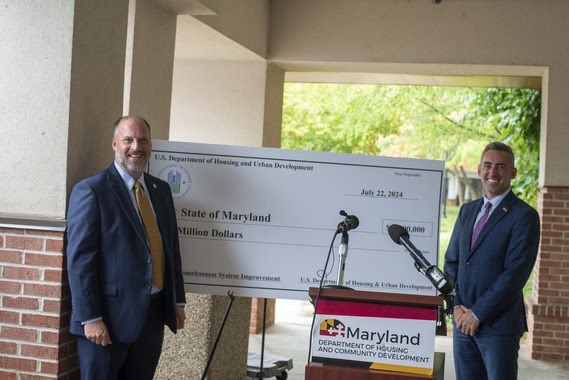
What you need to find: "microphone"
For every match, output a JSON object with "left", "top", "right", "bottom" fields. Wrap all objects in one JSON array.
[
  {"left": 336, "top": 210, "right": 359, "bottom": 234},
  {"left": 387, "top": 224, "right": 454, "bottom": 295},
  {"left": 333, "top": 210, "right": 359, "bottom": 288}
]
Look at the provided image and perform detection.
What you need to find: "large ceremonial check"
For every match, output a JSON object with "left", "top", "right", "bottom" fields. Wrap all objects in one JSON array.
[{"left": 148, "top": 140, "right": 444, "bottom": 300}]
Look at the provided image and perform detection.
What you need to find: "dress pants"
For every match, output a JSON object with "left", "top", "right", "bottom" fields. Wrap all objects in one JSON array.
[
  {"left": 77, "top": 294, "right": 165, "bottom": 380},
  {"left": 453, "top": 325, "right": 521, "bottom": 380}
]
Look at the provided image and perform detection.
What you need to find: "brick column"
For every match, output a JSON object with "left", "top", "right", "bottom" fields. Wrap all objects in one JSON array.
[
  {"left": 249, "top": 298, "right": 275, "bottom": 334},
  {"left": 527, "top": 186, "right": 569, "bottom": 360},
  {"left": 0, "top": 223, "right": 78, "bottom": 379}
]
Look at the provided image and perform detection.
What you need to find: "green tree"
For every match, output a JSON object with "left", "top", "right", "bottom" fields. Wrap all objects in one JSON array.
[
  {"left": 458, "top": 88, "right": 541, "bottom": 205},
  {"left": 281, "top": 83, "right": 403, "bottom": 154},
  {"left": 281, "top": 83, "right": 541, "bottom": 206}
]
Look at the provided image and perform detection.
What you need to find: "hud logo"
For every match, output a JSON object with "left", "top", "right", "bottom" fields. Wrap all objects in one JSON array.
[{"left": 157, "top": 164, "right": 191, "bottom": 199}]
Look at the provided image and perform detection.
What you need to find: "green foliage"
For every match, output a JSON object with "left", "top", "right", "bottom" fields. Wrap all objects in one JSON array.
[
  {"left": 282, "top": 83, "right": 403, "bottom": 154},
  {"left": 281, "top": 83, "right": 541, "bottom": 206},
  {"left": 386, "top": 86, "right": 491, "bottom": 167},
  {"left": 458, "top": 88, "right": 541, "bottom": 206}
]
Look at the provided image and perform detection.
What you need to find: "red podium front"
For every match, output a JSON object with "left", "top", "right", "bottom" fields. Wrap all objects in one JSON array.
[{"left": 306, "top": 287, "right": 445, "bottom": 380}]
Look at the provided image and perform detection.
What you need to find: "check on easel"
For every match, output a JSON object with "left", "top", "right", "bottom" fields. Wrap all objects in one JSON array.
[{"left": 148, "top": 140, "right": 444, "bottom": 300}]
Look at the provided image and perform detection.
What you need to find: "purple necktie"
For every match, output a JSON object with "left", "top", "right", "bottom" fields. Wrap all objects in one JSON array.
[{"left": 471, "top": 202, "right": 492, "bottom": 248}]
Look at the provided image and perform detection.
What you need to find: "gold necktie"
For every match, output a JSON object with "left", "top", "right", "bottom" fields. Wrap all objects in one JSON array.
[{"left": 134, "top": 181, "right": 164, "bottom": 289}]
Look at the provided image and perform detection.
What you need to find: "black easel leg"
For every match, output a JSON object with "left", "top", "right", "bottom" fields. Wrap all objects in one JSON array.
[
  {"left": 258, "top": 298, "right": 267, "bottom": 379},
  {"left": 201, "top": 291, "right": 235, "bottom": 380}
]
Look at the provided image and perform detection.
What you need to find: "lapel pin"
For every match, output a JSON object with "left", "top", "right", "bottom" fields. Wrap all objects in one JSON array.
[
  {"left": 503, "top": 207, "right": 508, "bottom": 213},
  {"left": 153, "top": 184, "right": 157, "bottom": 189}
]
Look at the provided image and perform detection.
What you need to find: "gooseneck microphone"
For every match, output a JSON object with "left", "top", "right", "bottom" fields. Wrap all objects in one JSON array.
[{"left": 387, "top": 224, "right": 454, "bottom": 295}]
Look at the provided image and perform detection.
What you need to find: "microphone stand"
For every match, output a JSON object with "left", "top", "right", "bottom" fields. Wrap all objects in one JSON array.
[
  {"left": 326, "top": 209, "right": 358, "bottom": 290},
  {"left": 436, "top": 291, "right": 455, "bottom": 336},
  {"left": 335, "top": 232, "right": 349, "bottom": 287},
  {"left": 324, "top": 229, "right": 353, "bottom": 290},
  {"left": 307, "top": 212, "right": 357, "bottom": 363}
]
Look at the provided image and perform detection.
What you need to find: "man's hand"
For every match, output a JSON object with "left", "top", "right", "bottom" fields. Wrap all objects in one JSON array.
[
  {"left": 453, "top": 306, "right": 465, "bottom": 324},
  {"left": 456, "top": 305, "right": 480, "bottom": 336},
  {"left": 176, "top": 306, "right": 186, "bottom": 329},
  {"left": 84, "top": 320, "right": 112, "bottom": 346}
]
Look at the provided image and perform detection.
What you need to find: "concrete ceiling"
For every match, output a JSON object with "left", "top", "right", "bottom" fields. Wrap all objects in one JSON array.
[
  {"left": 153, "top": 0, "right": 217, "bottom": 16},
  {"left": 281, "top": 63, "right": 543, "bottom": 89},
  {"left": 161, "top": 1, "right": 542, "bottom": 90},
  {"left": 174, "top": 15, "right": 263, "bottom": 62},
  {"left": 154, "top": 0, "right": 262, "bottom": 61}
]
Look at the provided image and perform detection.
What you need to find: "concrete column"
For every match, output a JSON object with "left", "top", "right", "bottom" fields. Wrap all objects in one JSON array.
[
  {"left": 167, "top": 57, "right": 282, "bottom": 379},
  {"left": 124, "top": 0, "right": 177, "bottom": 139},
  {"left": 67, "top": 0, "right": 130, "bottom": 189},
  {"left": 156, "top": 295, "right": 251, "bottom": 379},
  {"left": 262, "top": 64, "right": 285, "bottom": 148},
  {"left": 170, "top": 60, "right": 268, "bottom": 146},
  {"left": 0, "top": 1, "right": 130, "bottom": 376}
]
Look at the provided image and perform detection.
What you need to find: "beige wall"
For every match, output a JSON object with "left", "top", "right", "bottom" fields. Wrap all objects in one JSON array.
[
  {"left": 170, "top": 60, "right": 269, "bottom": 147},
  {"left": 0, "top": 0, "right": 178, "bottom": 219},
  {"left": 195, "top": 0, "right": 269, "bottom": 58},
  {"left": 125, "top": 0, "right": 177, "bottom": 138},
  {"left": 0, "top": 1, "right": 75, "bottom": 218},
  {"left": 262, "top": 63, "right": 285, "bottom": 148},
  {"left": 269, "top": 0, "right": 567, "bottom": 65},
  {"left": 67, "top": 0, "right": 130, "bottom": 199},
  {"left": 268, "top": 0, "right": 569, "bottom": 187},
  {"left": 168, "top": 0, "right": 272, "bottom": 148}
]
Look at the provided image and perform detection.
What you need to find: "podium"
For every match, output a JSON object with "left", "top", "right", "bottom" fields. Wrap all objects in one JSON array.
[{"left": 306, "top": 287, "right": 445, "bottom": 380}]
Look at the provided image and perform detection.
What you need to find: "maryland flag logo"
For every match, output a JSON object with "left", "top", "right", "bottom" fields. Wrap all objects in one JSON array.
[{"left": 319, "top": 318, "right": 346, "bottom": 337}]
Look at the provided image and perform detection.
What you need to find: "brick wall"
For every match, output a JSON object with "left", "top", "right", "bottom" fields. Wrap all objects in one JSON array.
[
  {"left": 249, "top": 298, "right": 275, "bottom": 334},
  {"left": 527, "top": 186, "right": 569, "bottom": 360},
  {"left": 0, "top": 226, "right": 78, "bottom": 379}
]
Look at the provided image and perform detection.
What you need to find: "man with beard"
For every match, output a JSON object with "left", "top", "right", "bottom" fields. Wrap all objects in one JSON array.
[
  {"left": 444, "top": 142, "right": 540, "bottom": 380},
  {"left": 66, "top": 115, "right": 186, "bottom": 379}
]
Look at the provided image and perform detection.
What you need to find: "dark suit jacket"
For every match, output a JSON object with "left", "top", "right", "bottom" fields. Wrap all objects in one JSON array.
[
  {"left": 66, "top": 163, "right": 185, "bottom": 343},
  {"left": 444, "top": 191, "right": 540, "bottom": 336}
]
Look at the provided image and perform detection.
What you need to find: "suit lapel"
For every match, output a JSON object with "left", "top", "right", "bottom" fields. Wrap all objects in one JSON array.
[
  {"left": 469, "top": 192, "right": 516, "bottom": 254},
  {"left": 107, "top": 164, "right": 148, "bottom": 247},
  {"left": 466, "top": 199, "right": 483, "bottom": 251}
]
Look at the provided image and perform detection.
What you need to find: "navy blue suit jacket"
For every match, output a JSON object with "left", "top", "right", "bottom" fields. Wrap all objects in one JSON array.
[
  {"left": 444, "top": 191, "right": 540, "bottom": 336},
  {"left": 66, "top": 163, "right": 185, "bottom": 343}
]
